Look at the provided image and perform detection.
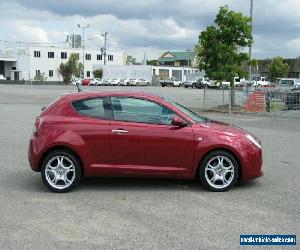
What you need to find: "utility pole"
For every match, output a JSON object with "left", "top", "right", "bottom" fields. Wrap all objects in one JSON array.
[
  {"left": 77, "top": 24, "right": 90, "bottom": 78},
  {"left": 249, "top": 0, "right": 254, "bottom": 80},
  {"left": 101, "top": 32, "right": 108, "bottom": 65}
]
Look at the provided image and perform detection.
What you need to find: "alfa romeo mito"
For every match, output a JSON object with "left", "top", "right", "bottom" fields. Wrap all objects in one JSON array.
[{"left": 28, "top": 91, "right": 263, "bottom": 192}]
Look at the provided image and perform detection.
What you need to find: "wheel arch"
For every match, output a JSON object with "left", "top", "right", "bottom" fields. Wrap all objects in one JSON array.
[
  {"left": 38, "top": 145, "right": 85, "bottom": 176},
  {"left": 196, "top": 147, "right": 242, "bottom": 181}
]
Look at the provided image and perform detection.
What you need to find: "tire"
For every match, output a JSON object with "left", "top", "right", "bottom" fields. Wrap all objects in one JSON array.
[
  {"left": 41, "top": 150, "right": 82, "bottom": 193},
  {"left": 199, "top": 150, "right": 238, "bottom": 192}
]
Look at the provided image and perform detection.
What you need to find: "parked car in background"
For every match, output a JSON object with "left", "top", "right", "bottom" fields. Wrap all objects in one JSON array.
[
  {"left": 94, "top": 78, "right": 103, "bottom": 86},
  {"left": 128, "top": 78, "right": 150, "bottom": 86},
  {"left": 119, "top": 79, "right": 128, "bottom": 86},
  {"left": 285, "top": 87, "right": 300, "bottom": 110},
  {"left": 183, "top": 80, "right": 196, "bottom": 88},
  {"left": 102, "top": 79, "right": 110, "bottom": 86},
  {"left": 88, "top": 78, "right": 96, "bottom": 86},
  {"left": 251, "top": 76, "right": 271, "bottom": 87},
  {"left": 28, "top": 90, "right": 263, "bottom": 193},
  {"left": 220, "top": 77, "right": 247, "bottom": 88},
  {"left": 125, "top": 79, "right": 134, "bottom": 86},
  {"left": 193, "top": 77, "right": 216, "bottom": 89},
  {"left": 110, "top": 79, "right": 121, "bottom": 86},
  {"left": 160, "top": 78, "right": 182, "bottom": 87},
  {"left": 71, "top": 77, "right": 82, "bottom": 86},
  {"left": 278, "top": 78, "right": 300, "bottom": 87},
  {"left": 137, "top": 78, "right": 151, "bottom": 86},
  {"left": 81, "top": 78, "right": 93, "bottom": 86}
]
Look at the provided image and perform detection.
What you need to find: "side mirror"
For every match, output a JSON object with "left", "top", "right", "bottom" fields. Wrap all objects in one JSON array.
[{"left": 171, "top": 115, "right": 186, "bottom": 127}]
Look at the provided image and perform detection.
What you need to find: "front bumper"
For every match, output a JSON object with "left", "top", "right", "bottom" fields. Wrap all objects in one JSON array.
[{"left": 240, "top": 146, "right": 263, "bottom": 181}]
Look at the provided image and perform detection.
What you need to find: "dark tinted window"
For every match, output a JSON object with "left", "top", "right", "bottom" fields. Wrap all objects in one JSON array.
[
  {"left": 72, "top": 98, "right": 111, "bottom": 119},
  {"left": 111, "top": 97, "right": 175, "bottom": 125}
]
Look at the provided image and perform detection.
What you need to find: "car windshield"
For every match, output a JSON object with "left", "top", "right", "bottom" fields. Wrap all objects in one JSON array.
[{"left": 163, "top": 97, "right": 208, "bottom": 123}]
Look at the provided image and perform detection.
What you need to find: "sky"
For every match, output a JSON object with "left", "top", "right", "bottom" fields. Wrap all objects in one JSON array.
[{"left": 0, "top": 0, "right": 299, "bottom": 61}]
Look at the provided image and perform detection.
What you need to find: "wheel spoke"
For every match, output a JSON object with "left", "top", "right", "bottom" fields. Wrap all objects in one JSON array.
[
  {"left": 205, "top": 155, "right": 235, "bottom": 189},
  {"left": 217, "top": 156, "right": 224, "bottom": 166},
  {"left": 44, "top": 155, "right": 76, "bottom": 190},
  {"left": 53, "top": 172, "right": 59, "bottom": 185}
]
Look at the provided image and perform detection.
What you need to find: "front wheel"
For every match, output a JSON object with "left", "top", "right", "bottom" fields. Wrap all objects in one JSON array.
[
  {"left": 41, "top": 150, "right": 82, "bottom": 193},
  {"left": 199, "top": 150, "right": 238, "bottom": 192}
]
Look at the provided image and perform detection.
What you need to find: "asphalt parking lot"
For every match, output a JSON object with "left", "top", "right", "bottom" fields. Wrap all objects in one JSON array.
[{"left": 0, "top": 84, "right": 299, "bottom": 249}]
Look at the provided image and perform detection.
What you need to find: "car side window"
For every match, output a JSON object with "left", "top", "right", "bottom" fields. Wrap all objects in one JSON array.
[
  {"left": 111, "top": 97, "right": 175, "bottom": 125},
  {"left": 72, "top": 97, "right": 111, "bottom": 119}
]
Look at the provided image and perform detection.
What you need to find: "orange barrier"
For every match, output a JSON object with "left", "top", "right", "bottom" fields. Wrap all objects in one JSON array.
[{"left": 243, "top": 91, "right": 265, "bottom": 112}]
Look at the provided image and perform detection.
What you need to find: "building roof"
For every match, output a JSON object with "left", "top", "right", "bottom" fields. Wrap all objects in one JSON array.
[{"left": 158, "top": 51, "right": 195, "bottom": 62}]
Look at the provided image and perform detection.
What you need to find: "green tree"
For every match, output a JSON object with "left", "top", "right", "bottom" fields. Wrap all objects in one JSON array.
[
  {"left": 58, "top": 53, "right": 83, "bottom": 84},
  {"left": 196, "top": 6, "right": 253, "bottom": 105},
  {"left": 267, "top": 57, "right": 290, "bottom": 82},
  {"left": 147, "top": 60, "right": 157, "bottom": 66},
  {"left": 34, "top": 72, "right": 47, "bottom": 81},
  {"left": 93, "top": 68, "right": 103, "bottom": 79}
]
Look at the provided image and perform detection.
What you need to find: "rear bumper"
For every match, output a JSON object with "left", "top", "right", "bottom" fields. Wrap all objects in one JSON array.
[{"left": 28, "top": 136, "right": 40, "bottom": 172}]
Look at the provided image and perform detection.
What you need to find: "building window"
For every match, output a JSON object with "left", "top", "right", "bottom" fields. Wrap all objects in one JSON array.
[
  {"left": 61, "top": 52, "right": 67, "bottom": 59},
  {"left": 48, "top": 52, "right": 54, "bottom": 58},
  {"left": 87, "top": 71, "right": 90, "bottom": 77},
  {"left": 49, "top": 70, "right": 54, "bottom": 77},
  {"left": 86, "top": 54, "right": 91, "bottom": 60},
  {"left": 34, "top": 51, "right": 41, "bottom": 58},
  {"left": 108, "top": 55, "right": 113, "bottom": 61},
  {"left": 97, "top": 54, "right": 102, "bottom": 61},
  {"left": 36, "top": 70, "right": 41, "bottom": 76}
]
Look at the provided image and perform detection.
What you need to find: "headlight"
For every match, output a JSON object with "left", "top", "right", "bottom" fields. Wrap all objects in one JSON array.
[{"left": 246, "top": 134, "right": 261, "bottom": 149}]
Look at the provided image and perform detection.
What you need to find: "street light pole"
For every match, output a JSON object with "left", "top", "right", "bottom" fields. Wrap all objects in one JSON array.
[
  {"left": 78, "top": 24, "right": 90, "bottom": 78},
  {"left": 249, "top": 0, "right": 254, "bottom": 79},
  {"left": 101, "top": 32, "right": 108, "bottom": 65}
]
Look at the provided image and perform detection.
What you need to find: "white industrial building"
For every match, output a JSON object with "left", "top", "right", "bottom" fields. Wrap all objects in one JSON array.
[
  {"left": 0, "top": 46, "right": 127, "bottom": 81},
  {"left": 152, "top": 65, "right": 201, "bottom": 82}
]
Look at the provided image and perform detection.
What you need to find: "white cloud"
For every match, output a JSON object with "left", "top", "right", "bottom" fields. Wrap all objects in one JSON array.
[
  {"left": 0, "top": 0, "right": 300, "bottom": 60},
  {"left": 9, "top": 21, "right": 49, "bottom": 43}
]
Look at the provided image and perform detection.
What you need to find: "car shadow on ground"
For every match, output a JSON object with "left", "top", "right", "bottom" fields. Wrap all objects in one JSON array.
[
  {"left": 76, "top": 177, "right": 260, "bottom": 193},
  {"left": 21, "top": 173, "right": 261, "bottom": 193},
  {"left": 79, "top": 177, "right": 203, "bottom": 192}
]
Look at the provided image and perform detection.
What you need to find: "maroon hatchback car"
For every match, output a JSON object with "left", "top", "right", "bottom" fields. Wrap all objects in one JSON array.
[{"left": 28, "top": 91, "right": 263, "bottom": 192}]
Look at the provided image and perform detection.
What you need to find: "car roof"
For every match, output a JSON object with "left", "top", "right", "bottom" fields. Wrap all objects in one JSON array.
[{"left": 62, "top": 90, "right": 163, "bottom": 102}]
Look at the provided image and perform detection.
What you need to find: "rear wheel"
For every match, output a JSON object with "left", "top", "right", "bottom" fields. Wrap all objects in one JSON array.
[
  {"left": 199, "top": 150, "right": 238, "bottom": 192},
  {"left": 41, "top": 150, "right": 82, "bottom": 193}
]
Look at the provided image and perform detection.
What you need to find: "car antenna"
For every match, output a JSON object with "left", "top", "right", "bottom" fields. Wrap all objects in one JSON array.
[{"left": 75, "top": 81, "right": 82, "bottom": 92}]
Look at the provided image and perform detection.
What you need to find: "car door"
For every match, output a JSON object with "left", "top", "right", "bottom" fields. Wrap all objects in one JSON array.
[
  {"left": 71, "top": 97, "right": 115, "bottom": 176},
  {"left": 109, "top": 96, "right": 195, "bottom": 176}
]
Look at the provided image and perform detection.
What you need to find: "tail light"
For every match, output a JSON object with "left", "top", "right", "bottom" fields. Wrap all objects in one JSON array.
[{"left": 33, "top": 117, "right": 43, "bottom": 136}]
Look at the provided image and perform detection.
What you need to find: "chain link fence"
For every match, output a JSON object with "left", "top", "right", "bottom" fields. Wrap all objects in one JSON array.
[{"left": 200, "top": 86, "right": 299, "bottom": 113}]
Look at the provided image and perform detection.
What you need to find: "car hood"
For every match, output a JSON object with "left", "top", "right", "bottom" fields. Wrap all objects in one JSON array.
[{"left": 193, "top": 120, "right": 249, "bottom": 137}]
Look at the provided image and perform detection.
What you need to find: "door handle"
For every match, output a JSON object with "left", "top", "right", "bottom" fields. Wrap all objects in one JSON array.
[{"left": 112, "top": 129, "right": 128, "bottom": 134}]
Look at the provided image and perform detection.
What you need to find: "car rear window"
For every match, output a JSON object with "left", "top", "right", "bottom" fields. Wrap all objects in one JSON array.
[{"left": 72, "top": 97, "right": 111, "bottom": 119}]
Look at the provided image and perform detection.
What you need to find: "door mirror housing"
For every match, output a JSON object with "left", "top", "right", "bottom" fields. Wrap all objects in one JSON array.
[{"left": 171, "top": 115, "right": 186, "bottom": 127}]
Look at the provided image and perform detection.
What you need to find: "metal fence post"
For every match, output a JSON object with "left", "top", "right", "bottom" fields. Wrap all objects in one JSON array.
[
  {"left": 222, "top": 90, "right": 225, "bottom": 105},
  {"left": 203, "top": 88, "right": 206, "bottom": 110},
  {"left": 229, "top": 87, "right": 232, "bottom": 113}
]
